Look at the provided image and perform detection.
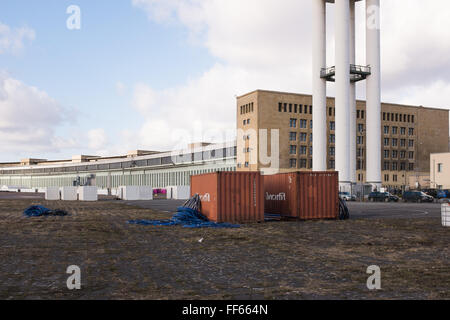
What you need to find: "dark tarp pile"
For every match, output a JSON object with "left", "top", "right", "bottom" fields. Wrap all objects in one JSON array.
[
  {"left": 23, "top": 205, "right": 69, "bottom": 217},
  {"left": 127, "top": 195, "right": 240, "bottom": 229}
]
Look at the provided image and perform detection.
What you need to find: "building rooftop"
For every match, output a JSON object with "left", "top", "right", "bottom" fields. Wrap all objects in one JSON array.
[{"left": 237, "top": 89, "right": 449, "bottom": 112}]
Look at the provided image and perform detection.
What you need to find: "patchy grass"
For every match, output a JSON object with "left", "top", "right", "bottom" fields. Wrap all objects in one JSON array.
[{"left": 0, "top": 199, "right": 448, "bottom": 300}]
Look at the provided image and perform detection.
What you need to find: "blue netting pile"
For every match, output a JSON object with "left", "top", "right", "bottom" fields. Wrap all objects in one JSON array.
[
  {"left": 23, "top": 205, "right": 69, "bottom": 217},
  {"left": 128, "top": 206, "right": 240, "bottom": 229}
]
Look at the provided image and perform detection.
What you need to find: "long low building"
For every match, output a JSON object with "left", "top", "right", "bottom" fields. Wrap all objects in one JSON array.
[{"left": 0, "top": 142, "right": 237, "bottom": 190}]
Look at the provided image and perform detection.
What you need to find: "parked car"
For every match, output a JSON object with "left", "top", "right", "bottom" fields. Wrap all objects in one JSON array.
[
  {"left": 368, "top": 192, "right": 399, "bottom": 202},
  {"left": 421, "top": 189, "right": 438, "bottom": 198},
  {"left": 402, "top": 191, "right": 434, "bottom": 203},
  {"left": 339, "top": 192, "right": 356, "bottom": 201}
]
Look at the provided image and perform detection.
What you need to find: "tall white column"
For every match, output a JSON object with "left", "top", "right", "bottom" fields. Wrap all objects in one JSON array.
[
  {"left": 349, "top": 0, "right": 357, "bottom": 185},
  {"left": 312, "top": 0, "right": 327, "bottom": 172},
  {"left": 335, "top": 0, "right": 351, "bottom": 191},
  {"left": 366, "top": 0, "right": 382, "bottom": 191}
]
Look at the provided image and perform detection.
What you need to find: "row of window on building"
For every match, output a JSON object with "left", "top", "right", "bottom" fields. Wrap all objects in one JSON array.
[
  {"left": 287, "top": 159, "right": 415, "bottom": 172},
  {"left": 279, "top": 103, "right": 313, "bottom": 114},
  {"left": 289, "top": 158, "right": 313, "bottom": 169},
  {"left": 383, "top": 126, "right": 414, "bottom": 136},
  {"left": 383, "top": 162, "right": 415, "bottom": 171},
  {"left": 289, "top": 119, "right": 312, "bottom": 129},
  {"left": 383, "top": 138, "right": 415, "bottom": 148},
  {"left": 384, "top": 150, "right": 414, "bottom": 159},
  {"left": 383, "top": 112, "right": 415, "bottom": 123},
  {"left": 240, "top": 102, "right": 254, "bottom": 115},
  {"left": 242, "top": 118, "right": 251, "bottom": 125},
  {"left": 289, "top": 132, "right": 313, "bottom": 142}
]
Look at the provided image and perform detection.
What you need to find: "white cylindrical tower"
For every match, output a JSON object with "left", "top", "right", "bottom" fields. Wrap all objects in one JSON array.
[
  {"left": 349, "top": 0, "right": 357, "bottom": 185},
  {"left": 366, "top": 0, "right": 382, "bottom": 191},
  {"left": 312, "top": 0, "right": 327, "bottom": 172},
  {"left": 335, "top": 0, "right": 351, "bottom": 191}
]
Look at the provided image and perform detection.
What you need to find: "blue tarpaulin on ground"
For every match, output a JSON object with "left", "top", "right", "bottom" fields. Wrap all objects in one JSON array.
[
  {"left": 127, "top": 207, "right": 240, "bottom": 229},
  {"left": 23, "top": 205, "right": 69, "bottom": 217}
]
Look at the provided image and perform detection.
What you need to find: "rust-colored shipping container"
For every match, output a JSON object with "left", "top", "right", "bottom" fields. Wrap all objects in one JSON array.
[
  {"left": 264, "top": 171, "right": 339, "bottom": 220},
  {"left": 190, "top": 171, "right": 264, "bottom": 223}
]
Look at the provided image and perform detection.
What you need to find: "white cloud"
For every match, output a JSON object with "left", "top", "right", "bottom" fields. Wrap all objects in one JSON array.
[
  {"left": 0, "top": 73, "right": 76, "bottom": 157},
  {"left": 87, "top": 128, "right": 108, "bottom": 151},
  {"left": 0, "top": 22, "right": 35, "bottom": 54},
  {"left": 130, "top": 0, "right": 450, "bottom": 110}
]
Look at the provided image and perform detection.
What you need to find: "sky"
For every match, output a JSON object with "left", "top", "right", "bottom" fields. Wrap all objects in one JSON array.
[{"left": 1, "top": 0, "right": 450, "bottom": 162}]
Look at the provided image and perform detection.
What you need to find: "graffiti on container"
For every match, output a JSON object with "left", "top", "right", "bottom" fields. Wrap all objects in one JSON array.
[
  {"left": 265, "top": 192, "right": 286, "bottom": 201},
  {"left": 200, "top": 193, "right": 211, "bottom": 202}
]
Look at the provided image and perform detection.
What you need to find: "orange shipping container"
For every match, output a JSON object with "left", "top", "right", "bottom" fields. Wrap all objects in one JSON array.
[
  {"left": 264, "top": 172, "right": 339, "bottom": 220},
  {"left": 190, "top": 171, "right": 264, "bottom": 223}
]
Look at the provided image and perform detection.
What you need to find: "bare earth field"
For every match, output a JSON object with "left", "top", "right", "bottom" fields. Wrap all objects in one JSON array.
[{"left": 0, "top": 198, "right": 448, "bottom": 300}]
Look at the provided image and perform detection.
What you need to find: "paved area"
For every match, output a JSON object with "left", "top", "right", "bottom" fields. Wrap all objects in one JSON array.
[
  {"left": 124, "top": 199, "right": 443, "bottom": 220},
  {"left": 0, "top": 192, "right": 44, "bottom": 200},
  {"left": 347, "top": 202, "right": 441, "bottom": 219}
]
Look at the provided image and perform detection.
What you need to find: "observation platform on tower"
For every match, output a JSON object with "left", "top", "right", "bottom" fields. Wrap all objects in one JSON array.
[{"left": 320, "top": 64, "right": 371, "bottom": 83}]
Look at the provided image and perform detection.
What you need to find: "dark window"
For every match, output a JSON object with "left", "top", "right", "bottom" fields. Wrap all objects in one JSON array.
[
  {"left": 329, "top": 160, "right": 335, "bottom": 169},
  {"left": 278, "top": 103, "right": 282, "bottom": 112},
  {"left": 300, "top": 159, "right": 307, "bottom": 168},
  {"left": 300, "top": 146, "right": 307, "bottom": 155},
  {"left": 290, "top": 159, "right": 297, "bottom": 168},
  {"left": 290, "top": 145, "right": 297, "bottom": 155},
  {"left": 148, "top": 158, "right": 161, "bottom": 166},
  {"left": 392, "top": 139, "right": 398, "bottom": 147},
  {"left": 300, "top": 133, "right": 308, "bottom": 142},
  {"left": 300, "top": 119, "right": 308, "bottom": 128},
  {"left": 161, "top": 157, "right": 173, "bottom": 165},
  {"left": 109, "top": 162, "right": 121, "bottom": 169},
  {"left": 330, "top": 121, "right": 335, "bottom": 131},
  {"left": 290, "top": 132, "right": 297, "bottom": 141},
  {"left": 98, "top": 164, "right": 109, "bottom": 170}
]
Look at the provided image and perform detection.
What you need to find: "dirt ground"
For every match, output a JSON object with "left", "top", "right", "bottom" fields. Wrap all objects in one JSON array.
[{"left": 0, "top": 198, "right": 448, "bottom": 300}]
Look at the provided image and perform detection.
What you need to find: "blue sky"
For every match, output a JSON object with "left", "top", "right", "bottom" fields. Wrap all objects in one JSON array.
[
  {"left": 0, "top": 0, "right": 217, "bottom": 161},
  {"left": 1, "top": 0, "right": 450, "bottom": 162}
]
